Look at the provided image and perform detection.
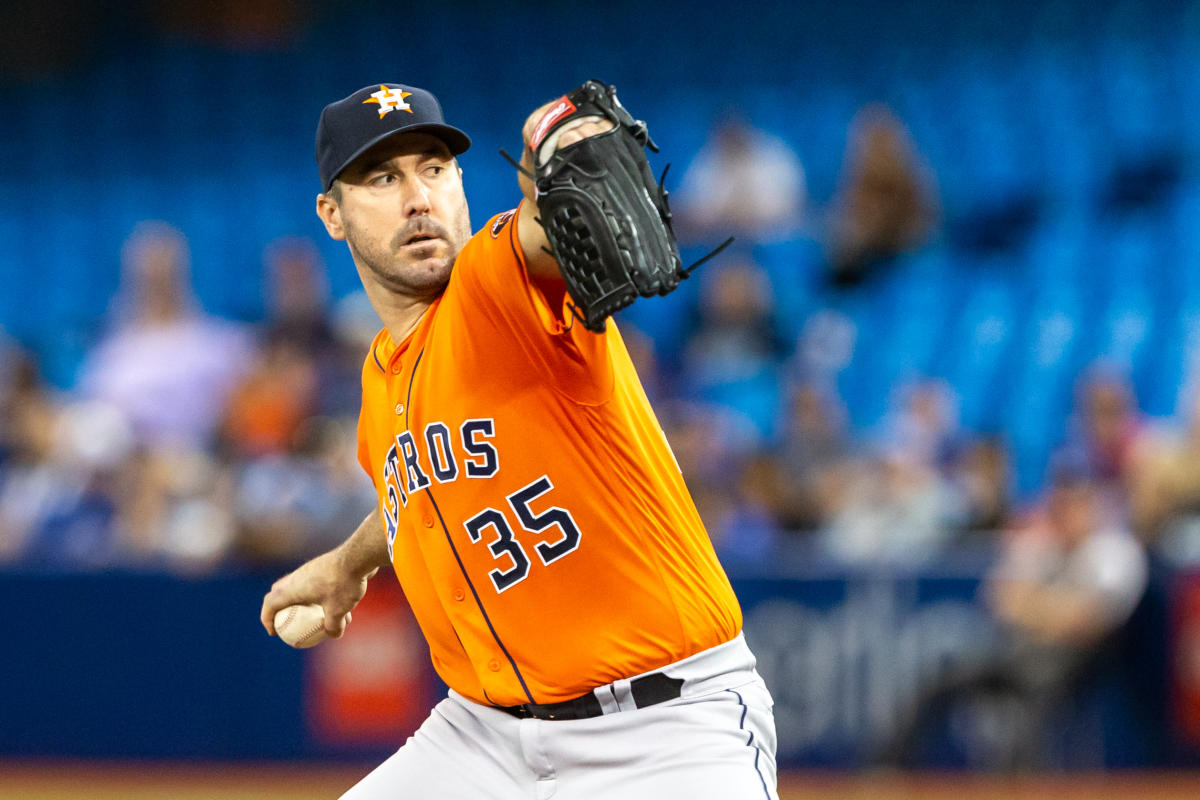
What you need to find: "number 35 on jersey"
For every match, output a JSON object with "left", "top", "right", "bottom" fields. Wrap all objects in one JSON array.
[{"left": 379, "top": 417, "right": 583, "bottom": 594}]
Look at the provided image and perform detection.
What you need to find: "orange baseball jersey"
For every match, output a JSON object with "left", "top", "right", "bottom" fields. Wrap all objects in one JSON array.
[{"left": 356, "top": 205, "right": 741, "bottom": 707}]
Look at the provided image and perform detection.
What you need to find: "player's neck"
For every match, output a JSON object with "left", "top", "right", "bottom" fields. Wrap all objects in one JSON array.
[
  {"left": 351, "top": 257, "right": 443, "bottom": 344},
  {"left": 361, "top": 280, "right": 434, "bottom": 345}
]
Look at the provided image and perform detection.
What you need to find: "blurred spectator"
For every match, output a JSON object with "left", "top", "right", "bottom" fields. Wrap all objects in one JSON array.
[
  {"left": 950, "top": 436, "right": 1013, "bottom": 540},
  {"left": 220, "top": 333, "right": 319, "bottom": 459},
  {"left": 826, "top": 104, "right": 938, "bottom": 287},
  {"left": 115, "top": 444, "right": 238, "bottom": 571},
  {"left": 76, "top": 222, "right": 253, "bottom": 451},
  {"left": 789, "top": 307, "right": 858, "bottom": 388},
  {"left": 232, "top": 417, "right": 374, "bottom": 565},
  {"left": 264, "top": 237, "right": 332, "bottom": 346},
  {"left": 813, "top": 378, "right": 967, "bottom": 566},
  {"left": 0, "top": 348, "right": 140, "bottom": 567},
  {"left": 0, "top": 339, "right": 36, "bottom": 469},
  {"left": 989, "top": 466, "right": 1146, "bottom": 654},
  {"left": 222, "top": 236, "right": 370, "bottom": 460},
  {"left": 711, "top": 453, "right": 786, "bottom": 568},
  {"left": 760, "top": 381, "right": 852, "bottom": 532},
  {"left": 1059, "top": 363, "right": 1150, "bottom": 522},
  {"left": 877, "top": 377, "right": 967, "bottom": 474},
  {"left": 0, "top": 349, "right": 66, "bottom": 561},
  {"left": 674, "top": 113, "right": 806, "bottom": 241},
  {"left": 57, "top": 221, "right": 256, "bottom": 571},
  {"left": 680, "top": 256, "right": 787, "bottom": 440},
  {"left": 217, "top": 236, "right": 376, "bottom": 565},
  {"left": 220, "top": 238, "right": 329, "bottom": 460},
  {"left": 262, "top": 236, "right": 362, "bottom": 417},
  {"left": 1128, "top": 372, "right": 1200, "bottom": 558},
  {"left": 818, "top": 446, "right": 961, "bottom": 568},
  {"left": 881, "top": 461, "right": 1148, "bottom": 769}
]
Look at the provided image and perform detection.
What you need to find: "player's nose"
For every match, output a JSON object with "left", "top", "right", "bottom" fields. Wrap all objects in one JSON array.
[{"left": 401, "top": 180, "right": 433, "bottom": 218}]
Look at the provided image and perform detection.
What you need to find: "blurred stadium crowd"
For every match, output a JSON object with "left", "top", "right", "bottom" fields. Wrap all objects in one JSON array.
[
  {"left": 4, "top": 3, "right": 1200, "bottom": 573},
  {"left": 5, "top": 95, "right": 1190, "bottom": 581},
  {"left": 0, "top": 222, "right": 377, "bottom": 570},
  {"left": 2, "top": 3, "right": 1199, "bottom": 753}
]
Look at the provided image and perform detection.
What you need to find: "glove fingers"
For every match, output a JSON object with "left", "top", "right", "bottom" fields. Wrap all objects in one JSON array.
[{"left": 533, "top": 80, "right": 688, "bottom": 331}]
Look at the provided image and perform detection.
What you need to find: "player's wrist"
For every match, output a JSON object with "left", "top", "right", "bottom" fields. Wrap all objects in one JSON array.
[{"left": 338, "top": 532, "right": 391, "bottom": 579}]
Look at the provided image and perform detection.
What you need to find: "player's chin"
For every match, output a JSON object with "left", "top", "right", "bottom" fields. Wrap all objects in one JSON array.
[{"left": 396, "top": 252, "right": 455, "bottom": 287}]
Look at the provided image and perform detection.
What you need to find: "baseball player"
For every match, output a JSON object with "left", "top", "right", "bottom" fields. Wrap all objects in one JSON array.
[{"left": 260, "top": 81, "right": 778, "bottom": 799}]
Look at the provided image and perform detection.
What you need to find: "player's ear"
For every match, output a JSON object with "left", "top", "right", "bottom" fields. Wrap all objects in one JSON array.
[{"left": 316, "top": 191, "right": 346, "bottom": 241}]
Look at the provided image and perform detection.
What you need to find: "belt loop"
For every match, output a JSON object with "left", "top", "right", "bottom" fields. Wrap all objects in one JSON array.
[
  {"left": 611, "top": 678, "right": 637, "bottom": 712},
  {"left": 593, "top": 684, "right": 620, "bottom": 715}
]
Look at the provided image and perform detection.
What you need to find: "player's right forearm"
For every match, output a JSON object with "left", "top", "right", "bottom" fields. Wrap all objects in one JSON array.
[{"left": 334, "top": 508, "right": 391, "bottom": 579}]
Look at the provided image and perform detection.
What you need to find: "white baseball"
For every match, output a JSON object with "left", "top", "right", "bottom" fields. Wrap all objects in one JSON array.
[{"left": 274, "top": 603, "right": 333, "bottom": 649}]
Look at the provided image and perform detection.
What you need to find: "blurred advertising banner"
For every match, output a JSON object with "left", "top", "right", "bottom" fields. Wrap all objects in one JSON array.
[
  {"left": 305, "top": 578, "right": 435, "bottom": 747},
  {"left": 0, "top": 569, "right": 1175, "bottom": 765},
  {"left": 739, "top": 574, "right": 994, "bottom": 768},
  {"left": 739, "top": 571, "right": 1170, "bottom": 769}
]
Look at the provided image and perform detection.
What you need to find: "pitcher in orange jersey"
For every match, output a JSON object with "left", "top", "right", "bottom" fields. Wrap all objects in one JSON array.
[{"left": 261, "top": 82, "right": 778, "bottom": 800}]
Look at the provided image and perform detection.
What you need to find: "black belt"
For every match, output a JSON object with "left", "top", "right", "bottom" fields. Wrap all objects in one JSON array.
[{"left": 496, "top": 672, "right": 684, "bottom": 721}]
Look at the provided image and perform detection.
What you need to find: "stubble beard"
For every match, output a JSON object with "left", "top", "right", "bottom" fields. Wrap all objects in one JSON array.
[{"left": 345, "top": 212, "right": 469, "bottom": 299}]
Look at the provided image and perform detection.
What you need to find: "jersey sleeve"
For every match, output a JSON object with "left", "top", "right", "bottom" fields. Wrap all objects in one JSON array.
[{"left": 447, "top": 203, "right": 615, "bottom": 404}]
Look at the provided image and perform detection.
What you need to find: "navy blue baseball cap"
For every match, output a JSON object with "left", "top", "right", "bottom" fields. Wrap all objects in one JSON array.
[{"left": 316, "top": 83, "right": 472, "bottom": 192}]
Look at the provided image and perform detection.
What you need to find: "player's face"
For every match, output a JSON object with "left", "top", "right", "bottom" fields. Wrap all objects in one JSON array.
[{"left": 319, "top": 133, "right": 472, "bottom": 299}]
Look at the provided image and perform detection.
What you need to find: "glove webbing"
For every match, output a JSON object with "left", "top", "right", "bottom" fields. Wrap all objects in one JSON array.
[{"left": 498, "top": 148, "right": 735, "bottom": 311}]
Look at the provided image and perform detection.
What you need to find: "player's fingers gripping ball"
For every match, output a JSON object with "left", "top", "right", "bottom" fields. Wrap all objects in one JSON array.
[
  {"left": 526, "top": 80, "right": 688, "bottom": 333},
  {"left": 273, "top": 603, "right": 351, "bottom": 649}
]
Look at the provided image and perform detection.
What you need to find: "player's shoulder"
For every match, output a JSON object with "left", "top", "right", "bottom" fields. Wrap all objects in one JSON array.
[
  {"left": 450, "top": 209, "right": 523, "bottom": 289},
  {"left": 458, "top": 209, "right": 519, "bottom": 255}
]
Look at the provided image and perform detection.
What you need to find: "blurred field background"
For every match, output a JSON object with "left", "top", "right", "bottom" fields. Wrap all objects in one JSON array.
[{"left": 6, "top": 0, "right": 1200, "bottom": 796}]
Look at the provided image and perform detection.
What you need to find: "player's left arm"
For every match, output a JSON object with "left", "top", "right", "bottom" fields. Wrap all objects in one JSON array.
[{"left": 515, "top": 105, "right": 613, "bottom": 279}]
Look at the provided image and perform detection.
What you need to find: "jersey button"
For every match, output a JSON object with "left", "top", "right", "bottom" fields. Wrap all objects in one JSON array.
[
  {"left": 390, "top": 364, "right": 401, "bottom": 375},
  {"left": 453, "top": 588, "right": 465, "bottom": 602},
  {"left": 487, "top": 658, "right": 501, "bottom": 672},
  {"left": 422, "top": 516, "right": 434, "bottom": 528}
]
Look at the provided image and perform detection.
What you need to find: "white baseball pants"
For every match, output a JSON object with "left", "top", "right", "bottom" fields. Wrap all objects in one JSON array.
[{"left": 340, "top": 633, "right": 778, "bottom": 799}]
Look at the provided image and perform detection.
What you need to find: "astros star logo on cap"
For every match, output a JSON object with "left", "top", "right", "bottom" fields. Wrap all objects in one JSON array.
[{"left": 363, "top": 85, "right": 413, "bottom": 118}]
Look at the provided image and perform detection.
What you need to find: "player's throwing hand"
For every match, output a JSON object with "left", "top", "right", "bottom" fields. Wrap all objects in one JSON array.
[{"left": 260, "top": 512, "right": 387, "bottom": 638}]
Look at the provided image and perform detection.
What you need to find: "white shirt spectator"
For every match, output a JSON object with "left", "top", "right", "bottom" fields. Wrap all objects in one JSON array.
[{"left": 676, "top": 116, "right": 806, "bottom": 240}]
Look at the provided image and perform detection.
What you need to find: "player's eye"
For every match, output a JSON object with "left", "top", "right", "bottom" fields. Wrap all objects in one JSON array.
[
  {"left": 425, "top": 165, "right": 444, "bottom": 177},
  {"left": 369, "top": 172, "right": 397, "bottom": 186}
]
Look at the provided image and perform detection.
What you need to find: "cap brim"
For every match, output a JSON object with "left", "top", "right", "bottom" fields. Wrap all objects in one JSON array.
[{"left": 325, "top": 123, "right": 472, "bottom": 191}]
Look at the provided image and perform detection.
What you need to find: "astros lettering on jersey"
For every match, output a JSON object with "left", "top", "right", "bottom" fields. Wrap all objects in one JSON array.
[{"left": 356, "top": 204, "right": 742, "bottom": 707}]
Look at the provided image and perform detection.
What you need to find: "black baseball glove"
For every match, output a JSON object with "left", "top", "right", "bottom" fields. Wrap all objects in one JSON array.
[{"left": 507, "top": 80, "right": 730, "bottom": 333}]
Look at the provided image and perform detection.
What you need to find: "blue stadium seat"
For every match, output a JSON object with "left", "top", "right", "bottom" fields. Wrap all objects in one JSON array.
[{"left": 940, "top": 271, "right": 1021, "bottom": 431}]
